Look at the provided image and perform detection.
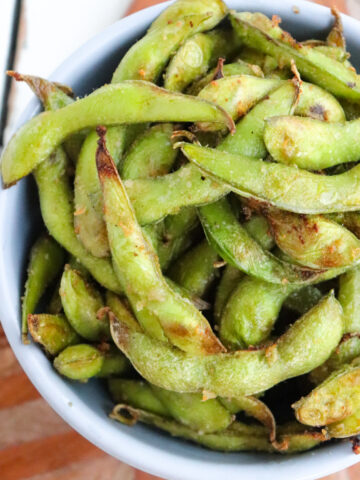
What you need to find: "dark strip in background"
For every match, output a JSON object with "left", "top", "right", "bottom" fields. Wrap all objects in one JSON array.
[{"left": 0, "top": 0, "right": 22, "bottom": 148}]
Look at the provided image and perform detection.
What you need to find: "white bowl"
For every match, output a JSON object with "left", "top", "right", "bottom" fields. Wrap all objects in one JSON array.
[{"left": 1, "top": 1, "right": 360, "bottom": 479}]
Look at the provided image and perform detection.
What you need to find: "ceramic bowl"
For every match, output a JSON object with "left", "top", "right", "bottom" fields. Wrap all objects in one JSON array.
[{"left": 1, "top": 1, "right": 360, "bottom": 479}]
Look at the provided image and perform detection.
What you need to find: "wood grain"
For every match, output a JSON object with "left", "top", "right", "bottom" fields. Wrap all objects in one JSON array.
[{"left": 1, "top": 1, "right": 360, "bottom": 479}]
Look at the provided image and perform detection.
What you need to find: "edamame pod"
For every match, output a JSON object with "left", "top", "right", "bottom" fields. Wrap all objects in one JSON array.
[
  {"left": 239, "top": 46, "right": 291, "bottom": 79},
  {"left": 230, "top": 11, "right": 360, "bottom": 100},
  {"left": 198, "top": 198, "right": 321, "bottom": 285},
  {"left": 264, "top": 116, "right": 360, "bottom": 170},
  {"left": 165, "top": 29, "right": 239, "bottom": 93},
  {"left": 22, "top": 235, "right": 65, "bottom": 342},
  {"left": 266, "top": 207, "right": 360, "bottom": 269},
  {"left": 339, "top": 267, "right": 360, "bottom": 333},
  {"left": 1, "top": 81, "right": 233, "bottom": 186},
  {"left": 283, "top": 286, "right": 323, "bottom": 316},
  {"left": 220, "top": 278, "right": 295, "bottom": 349},
  {"left": 97, "top": 127, "right": 224, "bottom": 355},
  {"left": 196, "top": 75, "right": 281, "bottom": 130},
  {"left": 97, "top": 346, "right": 130, "bottom": 378},
  {"left": 112, "top": 0, "right": 228, "bottom": 83},
  {"left": 294, "top": 357, "right": 360, "bottom": 426},
  {"left": 28, "top": 314, "right": 80, "bottom": 356},
  {"left": 168, "top": 240, "right": 218, "bottom": 297},
  {"left": 60, "top": 266, "right": 110, "bottom": 341},
  {"left": 111, "top": 292, "right": 343, "bottom": 397},
  {"left": 188, "top": 60, "right": 264, "bottom": 95},
  {"left": 110, "top": 405, "right": 326, "bottom": 453},
  {"left": 180, "top": 142, "right": 360, "bottom": 214},
  {"left": 326, "top": 406, "right": 360, "bottom": 438},
  {"left": 243, "top": 214, "right": 275, "bottom": 250}
]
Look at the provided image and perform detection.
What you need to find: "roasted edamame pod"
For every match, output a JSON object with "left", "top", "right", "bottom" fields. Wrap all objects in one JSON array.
[
  {"left": 28, "top": 314, "right": 80, "bottom": 356},
  {"left": 230, "top": 11, "right": 360, "bottom": 100},
  {"left": 1, "top": 81, "right": 233, "bottom": 186},
  {"left": 96, "top": 127, "right": 224, "bottom": 355},
  {"left": 293, "top": 357, "right": 360, "bottom": 426},
  {"left": 214, "top": 265, "right": 243, "bottom": 323},
  {"left": 339, "top": 267, "right": 360, "bottom": 333},
  {"left": 22, "top": 235, "right": 65, "bottom": 342},
  {"left": 180, "top": 142, "right": 360, "bottom": 214},
  {"left": 111, "top": 292, "right": 343, "bottom": 397}
]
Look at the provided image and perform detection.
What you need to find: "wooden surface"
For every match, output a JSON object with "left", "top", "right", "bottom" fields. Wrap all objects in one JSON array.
[{"left": 2, "top": 0, "right": 360, "bottom": 479}]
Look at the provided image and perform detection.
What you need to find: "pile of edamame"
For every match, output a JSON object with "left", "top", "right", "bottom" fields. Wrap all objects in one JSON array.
[{"left": 4, "top": 0, "right": 360, "bottom": 454}]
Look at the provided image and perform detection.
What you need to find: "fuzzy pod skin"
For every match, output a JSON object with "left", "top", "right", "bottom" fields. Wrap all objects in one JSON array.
[
  {"left": 238, "top": 46, "right": 291, "bottom": 79},
  {"left": 230, "top": 11, "right": 360, "bottom": 100},
  {"left": 294, "top": 357, "right": 360, "bottom": 427},
  {"left": 188, "top": 59, "right": 264, "bottom": 96},
  {"left": 310, "top": 335, "right": 360, "bottom": 385},
  {"left": 22, "top": 235, "right": 65, "bottom": 341},
  {"left": 112, "top": 0, "right": 228, "bottom": 84},
  {"left": 111, "top": 293, "right": 343, "bottom": 398},
  {"left": 219, "top": 80, "right": 345, "bottom": 159},
  {"left": 96, "top": 128, "right": 224, "bottom": 356},
  {"left": 180, "top": 143, "right": 360, "bottom": 214},
  {"left": 196, "top": 75, "right": 282, "bottom": 130},
  {"left": 283, "top": 286, "right": 323, "bottom": 316},
  {"left": 168, "top": 240, "right": 219, "bottom": 298},
  {"left": 53, "top": 344, "right": 104, "bottom": 381},
  {"left": 28, "top": 314, "right": 80, "bottom": 356},
  {"left": 266, "top": 208, "right": 360, "bottom": 270},
  {"left": 220, "top": 277, "right": 296, "bottom": 349},
  {"left": 60, "top": 266, "right": 109, "bottom": 341},
  {"left": 97, "top": 347, "right": 130, "bottom": 378},
  {"left": 264, "top": 116, "right": 360, "bottom": 170},
  {"left": 1, "top": 81, "right": 232, "bottom": 186},
  {"left": 198, "top": 198, "right": 321, "bottom": 285},
  {"left": 164, "top": 29, "right": 240, "bottom": 93},
  {"left": 110, "top": 405, "right": 327, "bottom": 453},
  {"left": 339, "top": 267, "right": 360, "bottom": 333}
]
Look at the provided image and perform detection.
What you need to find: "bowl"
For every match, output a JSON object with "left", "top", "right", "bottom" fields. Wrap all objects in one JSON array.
[{"left": 1, "top": 1, "right": 360, "bottom": 479}]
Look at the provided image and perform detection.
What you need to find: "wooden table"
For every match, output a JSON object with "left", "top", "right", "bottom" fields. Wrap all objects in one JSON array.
[{"left": 1, "top": 0, "right": 360, "bottom": 479}]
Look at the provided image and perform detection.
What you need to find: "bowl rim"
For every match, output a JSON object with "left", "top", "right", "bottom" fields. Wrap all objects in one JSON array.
[{"left": 1, "top": 1, "right": 360, "bottom": 479}]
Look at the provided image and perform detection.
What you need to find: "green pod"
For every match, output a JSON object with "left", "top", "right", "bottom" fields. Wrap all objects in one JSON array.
[
  {"left": 112, "top": 0, "right": 228, "bottom": 84},
  {"left": 54, "top": 344, "right": 104, "bottom": 380},
  {"left": 264, "top": 116, "right": 360, "bottom": 170},
  {"left": 309, "top": 335, "right": 360, "bottom": 385},
  {"left": 125, "top": 163, "right": 228, "bottom": 225},
  {"left": 214, "top": 265, "right": 243, "bottom": 323},
  {"left": 243, "top": 214, "right": 274, "bottom": 250},
  {"left": 327, "top": 406, "right": 360, "bottom": 438},
  {"left": 7, "top": 71, "right": 84, "bottom": 163},
  {"left": 331, "top": 211, "right": 360, "bottom": 238},
  {"left": 294, "top": 357, "right": 360, "bottom": 426},
  {"left": 164, "top": 29, "right": 239, "bottom": 93},
  {"left": 153, "top": 208, "right": 199, "bottom": 271},
  {"left": 188, "top": 60, "right": 264, "bottom": 95},
  {"left": 97, "top": 129, "right": 224, "bottom": 355},
  {"left": 196, "top": 75, "right": 281, "bottom": 130},
  {"left": 151, "top": 385, "right": 234, "bottom": 434},
  {"left": 111, "top": 292, "right": 344, "bottom": 397},
  {"left": 97, "top": 347, "right": 130, "bottom": 378},
  {"left": 1, "top": 80, "right": 232, "bottom": 186},
  {"left": 313, "top": 45, "right": 349, "bottom": 63},
  {"left": 47, "top": 282, "right": 63, "bottom": 315},
  {"left": 28, "top": 314, "right": 80, "bottom": 356},
  {"left": 219, "top": 80, "right": 345, "bottom": 159},
  {"left": 22, "top": 235, "right": 65, "bottom": 341},
  {"left": 34, "top": 149, "right": 122, "bottom": 293},
  {"left": 165, "top": 278, "right": 210, "bottom": 311},
  {"left": 198, "top": 198, "right": 321, "bottom": 285},
  {"left": 105, "top": 291, "right": 141, "bottom": 332},
  {"left": 339, "top": 267, "right": 360, "bottom": 333},
  {"left": 180, "top": 142, "right": 360, "bottom": 214},
  {"left": 239, "top": 46, "right": 291, "bottom": 79},
  {"left": 110, "top": 405, "right": 326, "bottom": 453},
  {"left": 108, "top": 379, "right": 169, "bottom": 416},
  {"left": 230, "top": 11, "right": 360, "bottom": 100},
  {"left": 266, "top": 208, "right": 360, "bottom": 269},
  {"left": 121, "top": 124, "right": 176, "bottom": 179},
  {"left": 220, "top": 277, "right": 295, "bottom": 349},
  {"left": 168, "top": 240, "right": 218, "bottom": 297},
  {"left": 60, "top": 266, "right": 109, "bottom": 341}
]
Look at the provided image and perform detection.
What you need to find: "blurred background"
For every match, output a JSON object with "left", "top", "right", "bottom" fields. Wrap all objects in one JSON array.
[{"left": 1, "top": 0, "right": 360, "bottom": 479}]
